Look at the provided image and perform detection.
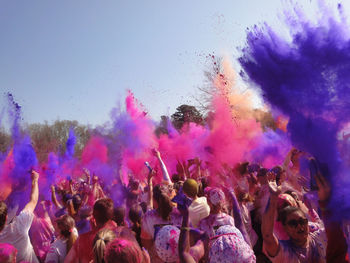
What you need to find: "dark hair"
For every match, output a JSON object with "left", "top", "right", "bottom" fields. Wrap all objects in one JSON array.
[
  {"left": 72, "top": 194, "right": 82, "bottom": 212},
  {"left": 236, "top": 162, "right": 249, "bottom": 175},
  {"left": 277, "top": 206, "right": 305, "bottom": 225},
  {"left": 93, "top": 198, "right": 114, "bottom": 225},
  {"left": 171, "top": 174, "right": 181, "bottom": 183},
  {"left": 173, "top": 181, "right": 183, "bottom": 193},
  {"left": 61, "top": 191, "right": 73, "bottom": 205},
  {"left": 0, "top": 243, "right": 17, "bottom": 263},
  {"left": 0, "top": 202, "right": 8, "bottom": 232},
  {"left": 113, "top": 206, "right": 126, "bottom": 226},
  {"left": 257, "top": 168, "right": 268, "bottom": 177},
  {"left": 153, "top": 185, "right": 173, "bottom": 220},
  {"left": 129, "top": 204, "right": 143, "bottom": 225}
]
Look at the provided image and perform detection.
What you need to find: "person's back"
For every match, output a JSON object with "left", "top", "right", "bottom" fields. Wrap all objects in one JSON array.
[
  {"left": 0, "top": 209, "right": 39, "bottom": 263},
  {"left": 64, "top": 198, "right": 116, "bottom": 263},
  {"left": 183, "top": 179, "right": 210, "bottom": 228},
  {"left": 0, "top": 171, "right": 40, "bottom": 263},
  {"left": 71, "top": 220, "right": 117, "bottom": 263},
  {"left": 188, "top": 196, "right": 210, "bottom": 228},
  {"left": 30, "top": 202, "right": 55, "bottom": 262}
]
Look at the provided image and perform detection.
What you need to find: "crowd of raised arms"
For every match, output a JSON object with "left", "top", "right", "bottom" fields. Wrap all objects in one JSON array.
[{"left": 0, "top": 147, "right": 349, "bottom": 263}]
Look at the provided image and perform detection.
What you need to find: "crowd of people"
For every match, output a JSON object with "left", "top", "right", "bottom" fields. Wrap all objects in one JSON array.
[{"left": 0, "top": 148, "right": 348, "bottom": 263}]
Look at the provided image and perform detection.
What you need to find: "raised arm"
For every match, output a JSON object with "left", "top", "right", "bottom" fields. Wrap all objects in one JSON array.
[
  {"left": 226, "top": 188, "right": 251, "bottom": 247},
  {"left": 23, "top": 170, "right": 40, "bottom": 213},
  {"left": 178, "top": 199, "right": 207, "bottom": 263},
  {"left": 153, "top": 149, "right": 172, "bottom": 184},
  {"left": 147, "top": 169, "right": 154, "bottom": 209},
  {"left": 261, "top": 178, "right": 281, "bottom": 257},
  {"left": 50, "top": 185, "right": 63, "bottom": 209},
  {"left": 179, "top": 206, "right": 196, "bottom": 263}
]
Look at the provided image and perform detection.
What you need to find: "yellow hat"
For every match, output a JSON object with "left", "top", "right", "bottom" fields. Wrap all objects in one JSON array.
[{"left": 183, "top": 179, "right": 198, "bottom": 198}]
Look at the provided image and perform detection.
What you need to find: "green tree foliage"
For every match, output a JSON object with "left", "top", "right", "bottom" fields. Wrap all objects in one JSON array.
[
  {"left": 171, "top": 105, "right": 204, "bottom": 130},
  {"left": 27, "top": 120, "right": 90, "bottom": 163},
  {"left": 0, "top": 128, "right": 12, "bottom": 154}
]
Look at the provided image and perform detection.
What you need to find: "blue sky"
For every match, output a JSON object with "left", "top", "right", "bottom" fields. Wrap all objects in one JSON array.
[{"left": 0, "top": 0, "right": 312, "bottom": 127}]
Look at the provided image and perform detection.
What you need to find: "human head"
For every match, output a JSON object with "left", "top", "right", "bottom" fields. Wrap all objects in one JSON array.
[
  {"left": 271, "top": 165, "right": 286, "bottom": 185},
  {"left": 104, "top": 238, "right": 150, "bottom": 263},
  {"left": 207, "top": 188, "right": 225, "bottom": 213},
  {"left": 113, "top": 206, "right": 126, "bottom": 226},
  {"left": 153, "top": 185, "right": 173, "bottom": 220},
  {"left": 93, "top": 198, "right": 114, "bottom": 225},
  {"left": 183, "top": 179, "right": 198, "bottom": 199},
  {"left": 257, "top": 168, "right": 268, "bottom": 185},
  {"left": 0, "top": 243, "right": 17, "bottom": 263},
  {"left": 93, "top": 229, "right": 117, "bottom": 263},
  {"left": 56, "top": 214, "right": 75, "bottom": 238},
  {"left": 72, "top": 194, "right": 82, "bottom": 212},
  {"left": 79, "top": 205, "right": 92, "bottom": 220},
  {"left": 128, "top": 204, "right": 143, "bottom": 225},
  {"left": 56, "top": 214, "right": 77, "bottom": 252},
  {"left": 0, "top": 201, "right": 8, "bottom": 232},
  {"left": 235, "top": 162, "right": 249, "bottom": 176},
  {"left": 278, "top": 206, "right": 308, "bottom": 246},
  {"left": 62, "top": 192, "right": 73, "bottom": 206}
]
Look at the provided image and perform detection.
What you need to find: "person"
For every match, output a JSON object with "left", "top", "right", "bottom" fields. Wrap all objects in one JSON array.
[
  {"left": 128, "top": 204, "right": 143, "bottom": 247},
  {"left": 182, "top": 179, "right": 210, "bottom": 228},
  {"left": 0, "top": 243, "right": 17, "bottom": 263},
  {"left": 45, "top": 215, "right": 78, "bottom": 263},
  {"left": 75, "top": 206, "right": 92, "bottom": 235},
  {"left": 141, "top": 184, "right": 182, "bottom": 263},
  {"left": 113, "top": 206, "right": 127, "bottom": 227},
  {"left": 92, "top": 229, "right": 116, "bottom": 263},
  {"left": 261, "top": 174, "right": 327, "bottom": 262},
  {"left": 29, "top": 200, "right": 55, "bottom": 262},
  {"left": 209, "top": 225, "right": 256, "bottom": 263},
  {"left": 64, "top": 198, "right": 117, "bottom": 263},
  {"left": 104, "top": 238, "right": 150, "bottom": 263},
  {"left": 198, "top": 188, "right": 235, "bottom": 238},
  {"left": 0, "top": 170, "right": 40, "bottom": 263}
]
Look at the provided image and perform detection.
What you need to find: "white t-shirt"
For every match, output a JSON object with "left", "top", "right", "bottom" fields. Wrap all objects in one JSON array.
[
  {"left": 188, "top": 196, "right": 210, "bottom": 228},
  {"left": 45, "top": 238, "right": 67, "bottom": 263},
  {"left": 0, "top": 209, "right": 39, "bottom": 263}
]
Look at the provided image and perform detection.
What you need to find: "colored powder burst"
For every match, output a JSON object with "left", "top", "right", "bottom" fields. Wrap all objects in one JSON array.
[
  {"left": 239, "top": 1, "right": 350, "bottom": 217},
  {"left": 65, "top": 128, "right": 76, "bottom": 160},
  {"left": 6, "top": 93, "right": 21, "bottom": 140},
  {"left": 111, "top": 91, "right": 158, "bottom": 183},
  {"left": 248, "top": 129, "right": 291, "bottom": 168},
  {"left": 203, "top": 56, "right": 263, "bottom": 175}
]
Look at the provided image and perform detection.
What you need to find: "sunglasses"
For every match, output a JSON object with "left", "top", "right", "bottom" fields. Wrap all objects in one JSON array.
[{"left": 286, "top": 218, "right": 308, "bottom": 228}]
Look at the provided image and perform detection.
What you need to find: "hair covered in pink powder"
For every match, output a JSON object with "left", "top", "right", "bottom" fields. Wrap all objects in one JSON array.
[{"left": 0, "top": 243, "right": 17, "bottom": 263}]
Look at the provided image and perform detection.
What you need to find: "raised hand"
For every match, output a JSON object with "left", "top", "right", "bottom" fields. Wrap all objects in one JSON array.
[
  {"left": 31, "top": 170, "right": 39, "bottom": 181},
  {"left": 267, "top": 177, "right": 282, "bottom": 196},
  {"left": 152, "top": 148, "right": 161, "bottom": 158}
]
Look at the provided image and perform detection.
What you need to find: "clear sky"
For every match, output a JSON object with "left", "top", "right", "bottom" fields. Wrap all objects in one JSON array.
[{"left": 0, "top": 0, "right": 320, "bottom": 127}]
